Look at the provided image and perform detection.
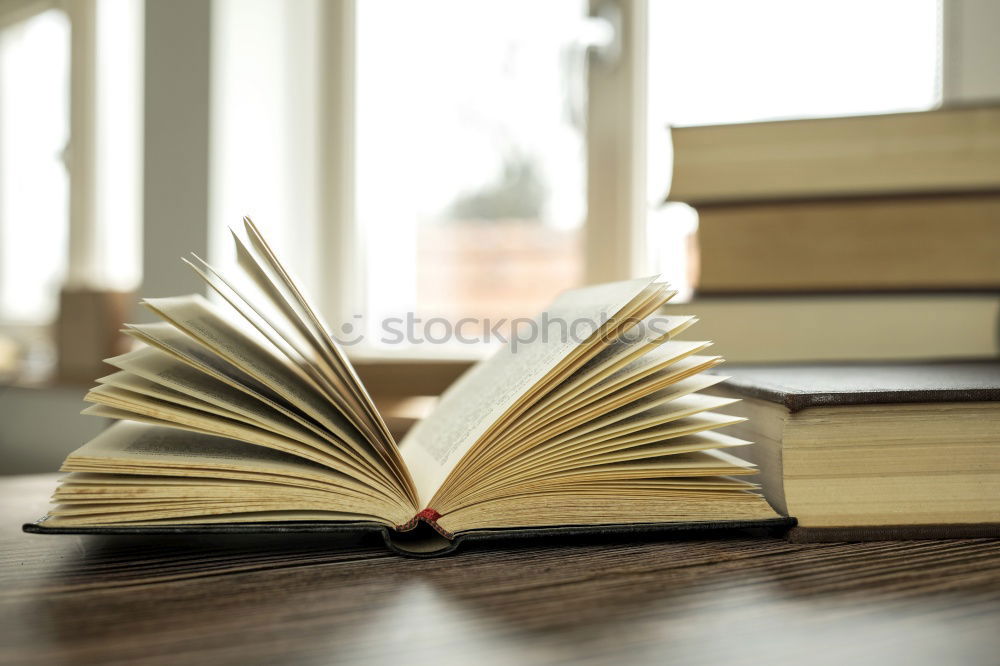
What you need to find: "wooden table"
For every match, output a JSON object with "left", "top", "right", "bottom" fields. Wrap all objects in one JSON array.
[{"left": 2, "top": 474, "right": 998, "bottom": 665}]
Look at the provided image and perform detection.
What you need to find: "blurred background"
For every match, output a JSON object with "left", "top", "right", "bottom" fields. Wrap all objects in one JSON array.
[{"left": 1, "top": 0, "right": 998, "bottom": 473}]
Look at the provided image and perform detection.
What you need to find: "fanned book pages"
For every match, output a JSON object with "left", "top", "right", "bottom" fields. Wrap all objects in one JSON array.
[{"left": 25, "top": 219, "right": 789, "bottom": 556}]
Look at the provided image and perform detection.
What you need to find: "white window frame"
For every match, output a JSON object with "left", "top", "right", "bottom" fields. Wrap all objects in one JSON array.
[
  {"left": 317, "top": 0, "right": 361, "bottom": 328},
  {"left": 584, "top": 0, "right": 651, "bottom": 285},
  {"left": 279, "top": 0, "right": 990, "bottom": 338},
  {"left": 312, "top": 0, "right": 653, "bottom": 333},
  {"left": 0, "top": 0, "right": 68, "bottom": 345},
  {"left": 0, "top": 0, "right": 143, "bottom": 321},
  {"left": 0, "top": 0, "right": 101, "bottom": 298}
]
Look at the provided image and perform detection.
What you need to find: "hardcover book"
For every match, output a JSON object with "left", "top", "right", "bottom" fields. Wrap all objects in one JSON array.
[
  {"left": 708, "top": 362, "right": 1000, "bottom": 541},
  {"left": 668, "top": 105, "right": 1000, "bottom": 204},
  {"left": 25, "top": 218, "right": 789, "bottom": 556},
  {"left": 693, "top": 193, "right": 1000, "bottom": 293},
  {"left": 661, "top": 294, "right": 999, "bottom": 363}
]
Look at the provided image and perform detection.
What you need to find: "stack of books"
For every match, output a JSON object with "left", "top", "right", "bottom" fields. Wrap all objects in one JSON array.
[
  {"left": 666, "top": 106, "right": 1000, "bottom": 362},
  {"left": 665, "top": 108, "right": 1000, "bottom": 538}
]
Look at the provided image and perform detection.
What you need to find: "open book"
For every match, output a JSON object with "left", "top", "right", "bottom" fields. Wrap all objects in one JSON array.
[{"left": 25, "top": 219, "right": 787, "bottom": 555}]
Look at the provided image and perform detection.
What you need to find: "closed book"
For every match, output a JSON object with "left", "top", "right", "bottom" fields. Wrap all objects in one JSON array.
[
  {"left": 661, "top": 294, "right": 999, "bottom": 363},
  {"left": 693, "top": 193, "right": 1000, "bottom": 293},
  {"left": 708, "top": 361, "right": 1000, "bottom": 540},
  {"left": 668, "top": 106, "right": 1000, "bottom": 204}
]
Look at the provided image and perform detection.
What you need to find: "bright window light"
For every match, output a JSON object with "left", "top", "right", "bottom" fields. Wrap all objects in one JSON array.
[
  {"left": 210, "top": 0, "right": 320, "bottom": 297},
  {"left": 0, "top": 10, "right": 70, "bottom": 323},
  {"left": 94, "top": 0, "right": 143, "bottom": 291},
  {"left": 645, "top": 0, "right": 942, "bottom": 300},
  {"left": 356, "top": 0, "right": 587, "bottom": 347},
  {"left": 649, "top": 0, "right": 941, "bottom": 127}
]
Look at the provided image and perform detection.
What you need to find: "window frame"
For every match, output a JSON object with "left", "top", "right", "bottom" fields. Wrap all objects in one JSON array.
[{"left": 314, "top": 0, "right": 652, "bottom": 352}]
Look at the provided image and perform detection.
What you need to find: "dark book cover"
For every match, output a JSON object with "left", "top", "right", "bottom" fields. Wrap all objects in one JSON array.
[
  {"left": 23, "top": 517, "right": 796, "bottom": 558},
  {"left": 715, "top": 360, "right": 1000, "bottom": 412}
]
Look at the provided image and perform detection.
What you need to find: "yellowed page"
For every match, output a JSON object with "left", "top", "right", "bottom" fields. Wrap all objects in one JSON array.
[
  {"left": 484, "top": 393, "right": 739, "bottom": 481},
  {"left": 124, "top": 321, "right": 296, "bottom": 414},
  {"left": 183, "top": 253, "right": 384, "bottom": 452},
  {"left": 43, "top": 505, "right": 389, "bottom": 527},
  {"left": 235, "top": 219, "right": 404, "bottom": 482},
  {"left": 107, "top": 346, "right": 338, "bottom": 445},
  {"left": 54, "top": 421, "right": 410, "bottom": 525},
  {"left": 44, "top": 509, "right": 387, "bottom": 527},
  {"left": 104, "top": 345, "right": 395, "bottom": 488},
  {"left": 400, "top": 276, "right": 659, "bottom": 506},
  {"left": 143, "top": 292, "right": 415, "bottom": 504},
  {"left": 529, "top": 354, "right": 725, "bottom": 432},
  {"left": 442, "top": 378, "right": 732, "bottom": 503},
  {"left": 65, "top": 421, "right": 370, "bottom": 494},
  {"left": 503, "top": 375, "right": 729, "bottom": 459},
  {"left": 442, "top": 358, "right": 727, "bottom": 504},
  {"left": 97, "top": 371, "right": 249, "bottom": 422},
  {"left": 469, "top": 343, "right": 718, "bottom": 470},
  {"left": 537, "top": 326, "right": 704, "bottom": 410},
  {"left": 83, "top": 382, "right": 403, "bottom": 497},
  {"left": 428, "top": 281, "right": 678, "bottom": 507},
  {"left": 523, "top": 447, "right": 758, "bottom": 482},
  {"left": 142, "top": 295, "right": 368, "bottom": 440},
  {"left": 439, "top": 489, "right": 776, "bottom": 533},
  {"left": 447, "top": 417, "right": 748, "bottom": 511},
  {"left": 85, "top": 384, "right": 360, "bottom": 472}
]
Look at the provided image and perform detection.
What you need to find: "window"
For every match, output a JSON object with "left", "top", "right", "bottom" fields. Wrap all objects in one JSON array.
[
  {"left": 647, "top": 0, "right": 942, "bottom": 127},
  {"left": 355, "top": 0, "right": 588, "bottom": 346},
  {"left": 0, "top": 1, "right": 143, "bottom": 329},
  {"left": 1, "top": 0, "right": 948, "bottom": 360},
  {"left": 93, "top": 0, "right": 143, "bottom": 292},
  {"left": 643, "top": 0, "right": 943, "bottom": 302},
  {"left": 0, "top": 9, "right": 70, "bottom": 325},
  {"left": 0, "top": 0, "right": 141, "bottom": 381},
  {"left": 209, "top": 0, "right": 321, "bottom": 298}
]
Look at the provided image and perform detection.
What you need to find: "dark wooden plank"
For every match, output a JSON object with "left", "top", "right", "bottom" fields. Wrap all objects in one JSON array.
[{"left": 2, "top": 474, "right": 999, "bottom": 665}]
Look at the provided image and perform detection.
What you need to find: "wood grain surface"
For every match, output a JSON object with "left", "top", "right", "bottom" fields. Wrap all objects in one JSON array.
[{"left": 2, "top": 474, "right": 999, "bottom": 665}]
